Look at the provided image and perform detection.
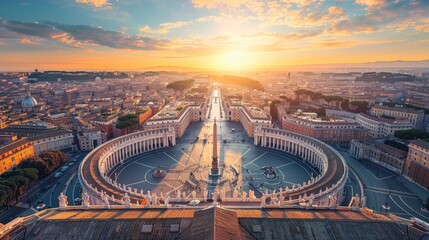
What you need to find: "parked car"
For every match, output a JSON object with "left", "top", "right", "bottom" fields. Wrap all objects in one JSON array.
[{"left": 36, "top": 200, "right": 46, "bottom": 210}]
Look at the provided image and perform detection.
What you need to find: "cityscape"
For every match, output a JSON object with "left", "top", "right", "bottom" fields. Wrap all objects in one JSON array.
[{"left": 1, "top": 0, "right": 429, "bottom": 240}]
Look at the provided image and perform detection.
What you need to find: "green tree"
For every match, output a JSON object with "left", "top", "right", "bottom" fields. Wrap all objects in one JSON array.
[
  {"left": 394, "top": 129, "right": 429, "bottom": 141},
  {"left": 270, "top": 100, "right": 282, "bottom": 122}
]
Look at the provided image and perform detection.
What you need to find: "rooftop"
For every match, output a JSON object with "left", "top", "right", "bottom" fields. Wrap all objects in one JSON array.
[
  {"left": 372, "top": 105, "right": 425, "bottom": 114},
  {"left": 149, "top": 101, "right": 203, "bottom": 121},
  {"left": 228, "top": 101, "right": 271, "bottom": 120},
  {"left": 357, "top": 113, "right": 412, "bottom": 125},
  {"left": 410, "top": 139, "right": 429, "bottom": 150},
  {"left": 2, "top": 206, "right": 419, "bottom": 240}
]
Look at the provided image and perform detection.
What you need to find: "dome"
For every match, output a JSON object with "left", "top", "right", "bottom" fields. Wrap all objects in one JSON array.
[
  {"left": 95, "top": 77, "right": 101, "bottom": 81},
  {"left": 22, "top": 95, "right": 38, "bottom": 108}
]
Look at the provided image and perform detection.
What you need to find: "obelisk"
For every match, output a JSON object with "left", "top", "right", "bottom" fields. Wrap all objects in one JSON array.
[{"left": 211, "top": 118, "right": 219, "bottom": 175}]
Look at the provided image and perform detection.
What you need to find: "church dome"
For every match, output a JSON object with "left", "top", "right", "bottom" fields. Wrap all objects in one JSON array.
[{"left": 22, "top": 94, "right": 38, "bottom": 108}]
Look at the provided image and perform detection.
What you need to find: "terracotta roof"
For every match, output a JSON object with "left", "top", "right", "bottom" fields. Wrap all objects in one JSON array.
[{"left": 3, "top": 207, "right": 422, "bottom": 240}]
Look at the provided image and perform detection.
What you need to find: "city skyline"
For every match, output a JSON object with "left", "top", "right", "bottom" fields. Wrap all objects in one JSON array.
[{"left": 1, "top": 0, "right": 429, "bottom": 71}]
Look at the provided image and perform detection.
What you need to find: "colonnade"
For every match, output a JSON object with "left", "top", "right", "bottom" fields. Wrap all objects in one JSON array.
[
  {"left": 98, "top": 129, "right": 176, "bottom": 175},
  {"left": 254, "top": 129, "right": 328, "bottom": 175},
  {"left": 254, "top": 127, "right": 348, "bottom": 206},
  {"left": 79, "top": 127, "right": 176, "bottom": 204}
]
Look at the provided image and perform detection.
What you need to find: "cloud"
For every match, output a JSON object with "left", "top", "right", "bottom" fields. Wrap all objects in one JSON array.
[
  {"left": 191, "top": 0, "right": 343, "bottom": 29},
  {"left": 355, "top": 0, "right": 387, "bottom": 7},
  {"left": 0, "top": 19, "right": 167, "bottom": 50},
  {"left": 331, "top": 0, "right": 429, "bottom": 34},
  {"left": 19, "top": 38, "right": 40, "bottom": 45},
  {"left": 191, "top": 0, "right": 249, "bottom": 9},
  {"left": 140, "top": 16, "right": 216, "bottom": 35},
  {"left": 140, "top": 21, "right": 191, "bottom": 35},
  {"left": 75, "top": 0, "right": 111, "bottom": 8}
]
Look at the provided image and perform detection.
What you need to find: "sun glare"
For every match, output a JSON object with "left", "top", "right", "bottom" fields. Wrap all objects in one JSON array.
[{"left": 214, "top": 50, "right": 251, "bottom": 70}]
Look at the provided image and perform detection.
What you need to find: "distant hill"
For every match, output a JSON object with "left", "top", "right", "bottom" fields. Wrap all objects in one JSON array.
[
  {"left": 279, "top": 59, "right": 429, "bottom": 71},
  {"left": 213, "top": 75, "right": 263, "bottom": 90}
]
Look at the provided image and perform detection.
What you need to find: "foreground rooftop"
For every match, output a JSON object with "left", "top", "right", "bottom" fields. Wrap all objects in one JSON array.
[{"left": 2, "top": 206, "right": 425, "bottom": 240}]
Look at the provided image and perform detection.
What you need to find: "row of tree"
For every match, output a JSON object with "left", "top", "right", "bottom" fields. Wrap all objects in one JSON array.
[
  {"left": 166, "top": 79, "right": 195, "bottom": 91},
  {"left": 213, "top": 75, "right": 264, "bottom": 90},
  {"left": 0, "top": 150, "right": 67, "bottom": 205},
  {"left": 0, "top": 168, "right": 39, "bottom": 205},
  {"left": 294, "top": 89, "right": 344, "bottom": 103},
  {"left": 394, "top": 129, "right": 429, "bottom": 141}
]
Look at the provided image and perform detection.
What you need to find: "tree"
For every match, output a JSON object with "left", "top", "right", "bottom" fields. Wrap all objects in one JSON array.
[
  {"left": 20, "top": 168, "right": 39, "bottom": 182},
  {"left": 349, "top": 101, "right": 369, "bottom": 113},
  {"left": 279, "top": 95, "right": 289, "bottom": 101},
  {"left": 8, "top": 175, "right": 30, "bottom": 202},
  {"left": 0, "top": 190, "right": 9, "bottom": 205},
  {"left": 340, "top": 99, "right": 350, "bottom": 110},
  {"left": 394, "top": 129, "right": 429, "bottom": 141},
  {"left": 19, "top": 157, "right": 50, "bottom": 177},
  {"left": 0, "top": 180, "right": 18, "bottom": 197},
  {"left": 166, "top": 79, "right": 195, "bottom": 91},
  {"left": 270, "top": 100, "right": 282, "bottom": 122},
  {"left": 19, "top": 150, "right": 66, "bottom": 177}
]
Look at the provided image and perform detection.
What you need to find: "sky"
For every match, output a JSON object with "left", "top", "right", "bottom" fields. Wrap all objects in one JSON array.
[{"left": 0, "top": 0, "right": 428, "bottom": 71}]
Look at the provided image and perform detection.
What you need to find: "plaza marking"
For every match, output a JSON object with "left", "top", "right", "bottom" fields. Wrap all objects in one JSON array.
[
  {"left": 243, "top": 152, "right": 267, "bottom": 167},
  {"left": 363, "top": 163, "right": 395, "bottom": 181},
  {"left": 293, "top": 160, "right": 313, "bottom": 178},
  {"left": 163, "top": 152, "right": 186, "bottom": 167},
  {"left": 389, "top": 195, "right": 429, "bottom": 221},
  {"left": 246, "top": 162, "right": 260, "bottom": 168},
  {"left": 398, "top": 195, "right": 429, "bottom": 221},
  {"left": 365, "top": 189, "right": 419, "bottom": 199},
  {"left": 365, "top": 186, "right": 417, "bottom": 198},
  {"left": 276, "top": 162, "right": 296, "bottom": 169},
  {"left": 133, "top": 162, "right": 154, "bottom": 168},
  {"left": 165, "top": 184, "right": 185, "bottom": 196},
  {"left": 126, "top": 179, "right": 147, "bottom": 187},
  {"left": 180, "top": 149, "right": 197, "bottom": 164},
  {"left": 389, "top": 195, "right": 412, "bottom": 217},
  {"left": 231, "top": 148, "right": 252, "bottom": 164}
]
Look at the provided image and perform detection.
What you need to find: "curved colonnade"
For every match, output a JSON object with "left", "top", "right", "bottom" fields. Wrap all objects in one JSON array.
[
  {"left": 79, "top": 128, "right": 176, "bottom": 204},
  {"left": 254, "top": 127, "right": 348, "bottom": 206},
  {"left": 79, "top": 126, "right": 347, "bottom": 207}
]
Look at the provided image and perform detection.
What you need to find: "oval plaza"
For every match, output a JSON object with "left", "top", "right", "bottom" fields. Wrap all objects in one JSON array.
[{"left": 79, "top": 86, "right": 348, "bottom": 208}]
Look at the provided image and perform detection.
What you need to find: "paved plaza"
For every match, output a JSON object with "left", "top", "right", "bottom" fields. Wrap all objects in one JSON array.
[
  {"left": 107, "top": 120, "right": 317, "bottom": 199},
  {"left": 337, "top": 148, "right": 429, "bottom": 222},
  {"left": 108, "top": 91, "right": 317, "bottom": 199}
]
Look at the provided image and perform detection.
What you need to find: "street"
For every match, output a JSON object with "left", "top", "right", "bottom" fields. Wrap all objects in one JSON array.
[{"left": 0, "top": 152, "right": 86, "bottom": 224}]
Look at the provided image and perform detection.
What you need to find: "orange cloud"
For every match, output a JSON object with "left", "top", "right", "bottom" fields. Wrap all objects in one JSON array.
[
  {"left": 19, "top": 38, "right": 39, "bottom": 45},
  {"left": 355, "top": 0, "right": 387, "bottom": 7},
  {"left": 75, "top": 0, "right": 110, "bottom": 8}
]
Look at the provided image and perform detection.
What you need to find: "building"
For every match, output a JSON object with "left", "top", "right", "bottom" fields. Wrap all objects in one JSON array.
[
  {"left": 21, "top": 92, "right": 38, "bottom": 112},
  {"left": 137, "top": 107, "right": 153, "bottom": 125},
  {"left": 281, "top": 111, "right": 368, "bottom": 147},
  {"left": 2, "top": 206, "right": 424, "bottom": 240},
  {"left": 0, "top": 138, "right": 34, "bottom": 174},
  {"left": 0, "top": 119, "right": 6, "bottom": 129},
  {"left": 29, "top": 129, "right": 75, "bottom": 155},
  {"left": 350, "top": 140, "right": 407, "bottom": 174},
  {"left": 224, "top": 101, "right": 272, "bottom": 137},
  {"left": 90, "top": 114, "right": 119, "bottom": 140},
  {"left": 403, "top": 140, "right": 429, "bottom": 190},
  {"left": 144, "top": 101, "right": 207, "bottom": 137},
  {"left": 77, "top": 127, "right": 106, "bottom": 151},
  {"left": 370, "top": 105, "right": 425, "bottom": 129},
  {"left": 355, "top": 113, "right": 413, "bottom": 138},
  {"left": 0, "top": 120, "right": 58, "bottom": 138}
]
